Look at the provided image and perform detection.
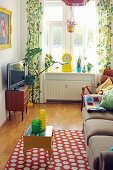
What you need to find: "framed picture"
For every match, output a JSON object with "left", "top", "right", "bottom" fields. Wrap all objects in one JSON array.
[{"left": 0, "top": 7, "right": 12, "bottom": 49}]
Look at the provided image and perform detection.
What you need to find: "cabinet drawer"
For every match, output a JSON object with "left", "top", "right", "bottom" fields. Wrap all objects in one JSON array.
[{"left": 6, "top": 85, "right": 28, "bottom": 112}]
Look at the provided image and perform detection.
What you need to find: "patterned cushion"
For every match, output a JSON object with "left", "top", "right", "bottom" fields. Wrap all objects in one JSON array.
[
  {"left": 96, "top": 77, "right": 112, "bottom": 94},
  {"left": 84, "top": 94, "right": 106, "bottom": 112}
]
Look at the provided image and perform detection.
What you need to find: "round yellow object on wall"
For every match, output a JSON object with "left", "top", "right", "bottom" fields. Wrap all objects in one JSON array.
[{"left": 62, "top": 53, "right": 72, "bottom": 72}]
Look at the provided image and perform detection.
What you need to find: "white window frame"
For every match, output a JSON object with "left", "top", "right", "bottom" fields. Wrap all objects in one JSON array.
[
  {"left": 44, "top": 0, "right": 96, "bottom": 71},
  {"left": 44, "top": 1, "right": 66, "bottom": 57}
]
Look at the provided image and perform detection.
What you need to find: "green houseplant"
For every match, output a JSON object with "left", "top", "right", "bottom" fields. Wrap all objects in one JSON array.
[
  {"left": 77, "top": 57, "right": 82, "bottom": 73},
  {"left": 82, "top": 65, "right": 86, "bottom": 73},
  {"left": 87, "top": 63, "right": 93, "bottom": 73},
  {"left": 24, "top": 47, "right": 42, "bottom": 103},
  {"left": 24, "top": 49, "right": 63, "bottom": 103},
  {"left": 45, "top": 54, "right": 55, "bottom": 72}
]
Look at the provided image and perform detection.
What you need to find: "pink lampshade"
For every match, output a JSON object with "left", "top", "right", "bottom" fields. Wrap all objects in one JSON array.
[{"left": 62, "top": 0, "right": 89, "bottom": 6}]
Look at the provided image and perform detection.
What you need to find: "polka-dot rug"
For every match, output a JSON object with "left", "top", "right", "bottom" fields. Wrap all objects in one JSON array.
[{"left": 4, "top": 130, "right": 90, "bottom": 170}]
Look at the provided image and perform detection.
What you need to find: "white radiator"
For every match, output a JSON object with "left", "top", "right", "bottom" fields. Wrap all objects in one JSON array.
[{"left": 45, "top": 80, "right": 94, "bottom": 101}]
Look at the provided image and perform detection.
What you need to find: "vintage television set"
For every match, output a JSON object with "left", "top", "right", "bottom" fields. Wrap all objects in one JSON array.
[{"left": 7, "top": 60, "right": 26, "bottom": 90}]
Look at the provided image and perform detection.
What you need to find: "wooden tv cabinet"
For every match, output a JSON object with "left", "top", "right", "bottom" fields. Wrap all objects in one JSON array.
[{"left": 6, "top": 85, "right": 28, "bottom": 121}]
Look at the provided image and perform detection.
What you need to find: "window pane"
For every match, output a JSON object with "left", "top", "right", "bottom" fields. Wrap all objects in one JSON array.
[
  {"left": 44, "top": 27, "right": 49, "bottom": 54},
  {"left": 74, "top": 25, "right": 84, "bottom": 68},
  {"left": 73, "top": 1, "right": 96, "bottom": 71},
  {"left": 87, "top": 28, "right": 94, "bottom": 45},
  {"left": 52, "top": 27, "right": 62, "bottom": 63},
  {"left": 44, "top": 6, "right": 63, "bottom": 21},
  {"left": 74, "top": 1, "right": 96, "bottom": 26},
  {"left": 74, "top": 24, "right": 83, "bottom": 46}
]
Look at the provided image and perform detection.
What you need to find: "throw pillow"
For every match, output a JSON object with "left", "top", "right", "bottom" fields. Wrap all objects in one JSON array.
[
  {"left": 96, "top": 77, "right": 112, "bottom": 94},
  {"left": 100, "top": 75, "right": 109, "bottom": 84},
  {"left": 100, "top": 84, "right": 113, "bottom": 93},
  {"left": 84, "top": 94, "right": 106, "bottom": 112},
  {"left": 100, "top": 88, "right": 113, "bottom": 110},
  {"left": 103, "top": 68, "right": 113, "bottom": 77},
  {"left": 110, "top": 77, "right": 113, "bottom": 83}
]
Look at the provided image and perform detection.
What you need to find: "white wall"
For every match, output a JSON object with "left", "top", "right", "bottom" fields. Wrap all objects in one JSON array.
[
  {"left": 0, "top": 0, "right": 20, "bottom": 126},
  {"left": 20, "top": 0, "right": 27, "bottom": 59}
]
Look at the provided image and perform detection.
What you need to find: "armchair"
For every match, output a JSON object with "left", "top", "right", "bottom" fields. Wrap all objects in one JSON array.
[{"left": 81, "top": 68, "right": 113, "bottom": 111}]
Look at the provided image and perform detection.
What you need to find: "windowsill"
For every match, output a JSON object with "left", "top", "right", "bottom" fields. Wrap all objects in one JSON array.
[
  {"left": 45, "top": 72, "right": 95, "bottom": 75},
  {"left": 45, "top": 72, "right": 95, "bottom": 82}
]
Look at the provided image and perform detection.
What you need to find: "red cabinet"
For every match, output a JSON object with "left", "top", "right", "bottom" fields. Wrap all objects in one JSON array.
[{"left": 6, "top": 85, "right": 28, "bottom": 121}]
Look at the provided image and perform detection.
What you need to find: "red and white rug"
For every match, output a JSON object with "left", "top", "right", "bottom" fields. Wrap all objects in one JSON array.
[{"left": 4, "top": 130, "right": 90, "bottom": 170}]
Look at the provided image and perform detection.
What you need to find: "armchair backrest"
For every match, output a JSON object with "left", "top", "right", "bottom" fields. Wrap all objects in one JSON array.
[{"left": 100, "top": 68, "right": 113, "bottom": 84}]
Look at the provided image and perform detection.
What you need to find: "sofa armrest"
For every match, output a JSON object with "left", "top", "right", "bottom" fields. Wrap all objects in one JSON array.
[{"left": 99, "top": 151, "right": 113, "bottom": 170}]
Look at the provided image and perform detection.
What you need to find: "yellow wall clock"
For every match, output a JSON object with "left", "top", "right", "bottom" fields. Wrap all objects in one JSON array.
[{"left": 62, "top": 53, "right": 72, "bottom": 72}]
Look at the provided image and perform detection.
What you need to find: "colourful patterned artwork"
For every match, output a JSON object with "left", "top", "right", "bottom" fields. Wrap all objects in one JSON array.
[{"left": 0, "top": 7, "right": 12, "bottom": 49}]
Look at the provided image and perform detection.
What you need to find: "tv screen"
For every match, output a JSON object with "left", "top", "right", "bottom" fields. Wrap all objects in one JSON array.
[{"left": 7, "top": 60, "right": 25, "bottom": 90}]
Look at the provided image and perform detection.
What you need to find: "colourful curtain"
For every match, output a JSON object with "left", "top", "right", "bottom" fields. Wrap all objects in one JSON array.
[
  {"left": 26, "top": 0, "right": 43, "bottom": 103},
  {"left": 97, "top": 0, "right": 113, "bottom": 73},
  {"left": 62, "top": 0, "right": 89, "bottom": 6}
]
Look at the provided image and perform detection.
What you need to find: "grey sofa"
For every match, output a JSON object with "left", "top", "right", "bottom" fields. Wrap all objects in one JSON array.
[{"left": 82, "top": 107, "right": 113, "bottom": 170}]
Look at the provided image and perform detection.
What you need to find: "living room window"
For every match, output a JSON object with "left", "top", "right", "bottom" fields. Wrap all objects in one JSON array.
[{"left": 43, "top": 0, "right": 97, "bottom": 72}]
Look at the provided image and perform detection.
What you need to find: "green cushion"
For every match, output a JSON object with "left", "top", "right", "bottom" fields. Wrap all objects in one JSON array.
[{"left": 100, "top": 88, "right": 113, "bottom": 110}]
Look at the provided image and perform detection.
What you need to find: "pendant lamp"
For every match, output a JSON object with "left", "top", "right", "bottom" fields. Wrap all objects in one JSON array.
[{"left": 62, "top": 0, "right": 89, "bottom": 6}]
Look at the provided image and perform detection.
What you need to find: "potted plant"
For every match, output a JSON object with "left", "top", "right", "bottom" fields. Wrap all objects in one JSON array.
[
  {"left": 24, "top": 47, "right": 42, "bottom": 104},
  {"left": 24, "top": 48, "right": 64, "bottom": 103},
  {"left": 66, "top": 19, "right": 76, "bottom": 33},
  {"left": 77, "top": 57, "right": 82, "bottom": 73},
  {"left": 82, "top": 65, "right": 86, "bottom": 73},
  {"left": 87, "top": 63, "right": 93, "bottom": 73}
]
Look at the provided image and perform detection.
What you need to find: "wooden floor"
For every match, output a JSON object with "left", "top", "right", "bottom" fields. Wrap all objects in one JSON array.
[{"left": 0, "top": 103, "right": 83, "bottom": 169}]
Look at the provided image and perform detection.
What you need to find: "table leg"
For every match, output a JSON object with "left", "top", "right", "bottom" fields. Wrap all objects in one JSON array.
[
  {"left": 23, "top": 148, "right": 27, "bottom": 161},
  {"left": 22, "top": 112, "right": 23, "bottom": 121},
  {"left": 48, "top": 149, "right": 52, "bottom": 163},
  {"left": 26, "top": 106, "right": 27, "bottom": 113},
  {"left": 9, "top": 111, "right": 11, "bottom": 120}
]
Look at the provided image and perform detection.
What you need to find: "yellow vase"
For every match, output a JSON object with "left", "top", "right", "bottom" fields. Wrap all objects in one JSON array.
[{"left": 40, "top": 109, "right": 46, "bottom": 130}]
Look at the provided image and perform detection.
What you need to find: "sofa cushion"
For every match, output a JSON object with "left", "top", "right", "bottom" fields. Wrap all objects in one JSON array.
[
  {"left": 84, "top": 119, "right": 113, "bottom": 145},
  {"left": 103, "top": 68, "right": 113, "bottom": 78},
  {"left": 96, "top": 77, "right": 112, "bottom": 94},
  {"left": 101, "top": 75, "right": 109, "bottom": 84},
  {"left": 100, "top": 88, "right": 113, "bottom": 110},
  {"left": 84, "top": 94, "right": 106, "bottom": 112},
  {"left": 82, "top": 107, "right": 113, "bottom": 121},
  {"left": 88, "top": 136, "right": 113, "bottom": 170}
]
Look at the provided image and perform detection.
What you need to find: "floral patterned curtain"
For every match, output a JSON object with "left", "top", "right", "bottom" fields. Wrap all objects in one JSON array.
[
  {"left": 26, "top": 0, "right": 43, "bottom": 103},
  {"left": 97, "top": 0, "right": 113, "bottom": 73}
]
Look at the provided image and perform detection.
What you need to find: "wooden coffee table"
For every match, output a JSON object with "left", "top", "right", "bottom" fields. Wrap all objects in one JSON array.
[{"left": 23, "top": 125, "right": 53, "bottom": 162}]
